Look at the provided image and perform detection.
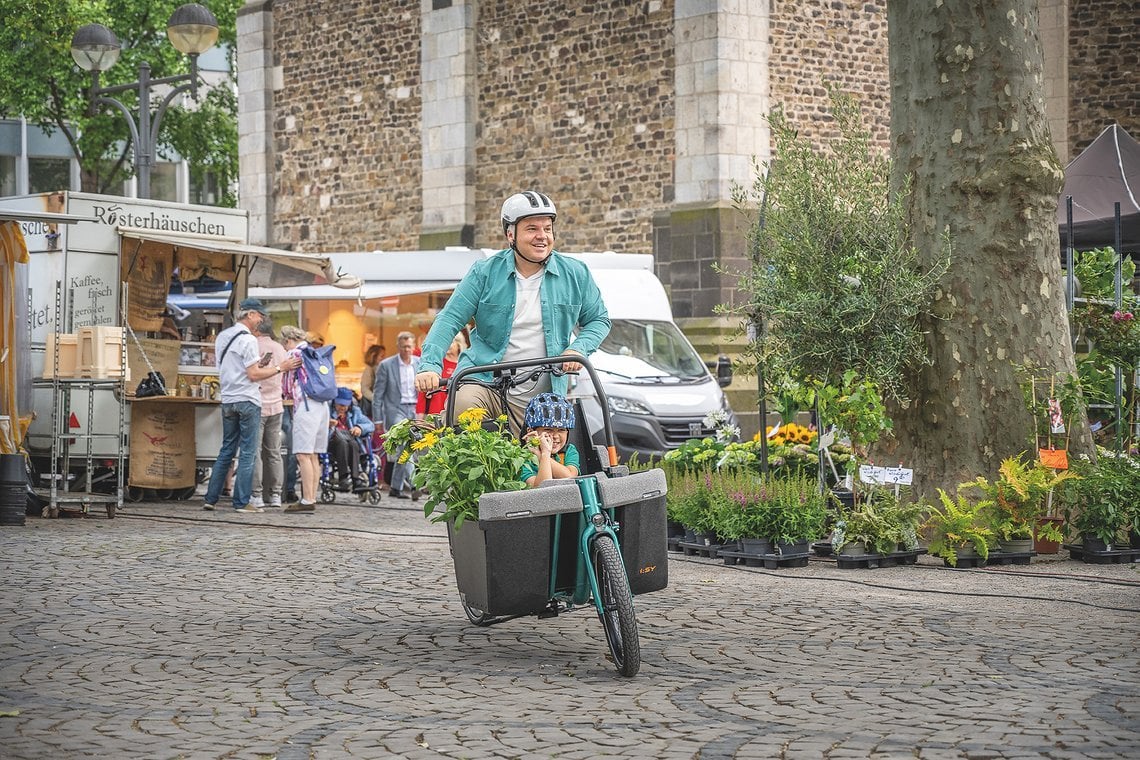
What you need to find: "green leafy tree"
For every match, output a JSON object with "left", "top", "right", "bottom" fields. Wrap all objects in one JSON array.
[{"left": 0, "top": 0, "right": 239, "bottom": 203}]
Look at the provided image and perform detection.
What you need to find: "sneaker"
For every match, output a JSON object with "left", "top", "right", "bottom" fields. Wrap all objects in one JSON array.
[
  {"left": 283, "top": 501, "right": 316, "bottom": 513},
  {"left": 234, "top": 505, "right": 265, "bottom": 513},
  {"left": 336, "top": 477, "right": 352, "bottom": 491},
  {"left": 268, "top": 495, "right": 283, "bottom": 508},
  {"left": 389, "top": 489, "right": 410, "bottom": 500},
  {"left": 285, "top": 491, "right": 299, "bottom": 503},
  {"left": 249, "top": 496, "right": 265, "bottom": 508},
  {"left": 203, "top": 503, "right": 216, "bottom": 511}
]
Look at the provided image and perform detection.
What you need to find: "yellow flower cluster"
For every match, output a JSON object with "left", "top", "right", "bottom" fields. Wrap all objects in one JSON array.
[
  {"left": 457, "top": 406, "right": 490, "bottom": 432},
  {"left": 755, "top": 421, "right": 817, "bottom": 447}
]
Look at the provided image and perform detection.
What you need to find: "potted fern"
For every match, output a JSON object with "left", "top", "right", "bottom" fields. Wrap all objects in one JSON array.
[
  {"left": 925, "top": 489, "right": 995, "bottom": 567},
  {"left": 959, "top": 453, "right": 1076, "bottom": 554}
]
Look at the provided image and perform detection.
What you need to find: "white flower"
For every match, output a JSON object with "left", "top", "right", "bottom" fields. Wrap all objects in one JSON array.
[
  {"left": 703, "top": 409, "right": 729, "bottom": 429},
  {"left": 715, "top": 425, "right": 740, "bottom": 444}
]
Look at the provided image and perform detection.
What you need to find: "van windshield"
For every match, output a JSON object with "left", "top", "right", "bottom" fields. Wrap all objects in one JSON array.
[{"left": 591, "top": 319, "right": 709, "bottom": 383}]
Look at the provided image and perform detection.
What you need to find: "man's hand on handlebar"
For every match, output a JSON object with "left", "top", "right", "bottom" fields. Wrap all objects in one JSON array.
[
  {"left": 415, "top": 371, "right": 441, "bottom": 392},
  {"left": 559, "top": 350, "right": 584, "bottom": 374}
]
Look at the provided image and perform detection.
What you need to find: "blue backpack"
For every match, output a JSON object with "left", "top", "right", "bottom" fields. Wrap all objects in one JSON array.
[{"left": 298, "top": 344, "right": 338, "bottom": 402}]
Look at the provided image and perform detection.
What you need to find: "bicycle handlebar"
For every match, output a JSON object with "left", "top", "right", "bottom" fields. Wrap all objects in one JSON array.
[{"left": 443, "top": 355, "right": 619, "bottom": 468}]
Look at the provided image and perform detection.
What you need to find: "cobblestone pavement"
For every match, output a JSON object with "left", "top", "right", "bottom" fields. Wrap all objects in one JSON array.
[{"left": 1, "top": 496, "right": 1138, "bottom": 760}]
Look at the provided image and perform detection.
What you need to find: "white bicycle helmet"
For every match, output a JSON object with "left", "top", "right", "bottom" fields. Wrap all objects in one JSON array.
[{"left": 501, "top": 190, "right": 557, "bottom": 233}]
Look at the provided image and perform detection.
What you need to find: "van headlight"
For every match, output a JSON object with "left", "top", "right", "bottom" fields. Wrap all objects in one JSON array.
[{"left": 608, "top": 395, "right": 652, "bottom": 416}]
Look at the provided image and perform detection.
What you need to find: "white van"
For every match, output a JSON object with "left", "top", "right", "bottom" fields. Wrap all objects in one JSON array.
[
  {"left": 253, "top": 248, "right": 736, "bottom": 463},
  {"left": 561, "top": 252, "right": 736, "bottom": 462}
]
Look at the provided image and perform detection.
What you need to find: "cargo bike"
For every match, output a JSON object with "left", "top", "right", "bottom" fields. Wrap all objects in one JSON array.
[{"left": 425, "top": 356, "right": 668, "bottom": 677}]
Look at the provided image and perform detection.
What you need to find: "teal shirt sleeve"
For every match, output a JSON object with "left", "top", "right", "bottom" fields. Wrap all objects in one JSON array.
[
  {"left": 519, "top": 443, "right": 580, "bottom": 483},
  {"left": 420, "top": 256, "right": 493, "bottom": 374}
]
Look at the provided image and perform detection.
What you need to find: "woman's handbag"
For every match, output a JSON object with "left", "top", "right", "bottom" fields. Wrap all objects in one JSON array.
[{"left": 135, "top": 371, "right": 167, "bottom": 398}]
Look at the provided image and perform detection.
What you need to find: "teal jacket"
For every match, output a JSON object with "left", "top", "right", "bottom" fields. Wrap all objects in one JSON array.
[{"left": 419, "top": 249, "right": 610, "bottom": 395}]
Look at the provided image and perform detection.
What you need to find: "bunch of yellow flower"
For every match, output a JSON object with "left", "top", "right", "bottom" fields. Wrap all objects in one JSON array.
[
  {"left": 385, "top": 407, "right": 529, "bottom": 528},
  {"left": 755, "top": 421, "right": 817, "bottom": 447}
]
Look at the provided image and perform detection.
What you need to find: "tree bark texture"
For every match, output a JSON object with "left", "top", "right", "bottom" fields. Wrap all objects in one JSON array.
[{"left": 887, "top": 1, "right": 1087, "bottom": 494}]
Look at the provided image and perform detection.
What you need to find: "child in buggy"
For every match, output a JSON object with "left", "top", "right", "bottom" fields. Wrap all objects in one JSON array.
[{"left": 319, "top": 387, "right": 382, "bottom": 503}]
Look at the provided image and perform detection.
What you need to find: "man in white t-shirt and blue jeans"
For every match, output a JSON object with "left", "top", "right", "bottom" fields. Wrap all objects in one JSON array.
[{"left": 203, "top": 298, "right": 301, "bottom": 513}]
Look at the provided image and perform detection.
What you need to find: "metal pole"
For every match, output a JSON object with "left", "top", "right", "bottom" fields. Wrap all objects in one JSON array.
[
  {"left": 136, "top": 62, "right": 152, "bottom": 199},
  {"left": 88, "top": 61, "right": 200, "bottom": 200},
  {"left": 1114, "top": 202, "right": 1123, "bottom": 454},
  {"left": 1065, "top": 196, "right": 1075, "bottom": 346}
]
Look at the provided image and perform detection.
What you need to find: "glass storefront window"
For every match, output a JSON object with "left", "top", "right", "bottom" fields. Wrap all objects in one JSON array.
[
  {"left": 0, "top": 155, "right": 15, "bottom": 196},
  {"left": 28, "top": 157, "right": 71, "bottom": 193},
  {"left": 149, "top": 162, "right": 178, "bottom": 202}
]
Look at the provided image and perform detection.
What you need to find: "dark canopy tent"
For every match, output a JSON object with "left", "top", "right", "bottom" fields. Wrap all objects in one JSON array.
[{"left": 1057, "top": 124, "right": 1140, "bottom": 253}]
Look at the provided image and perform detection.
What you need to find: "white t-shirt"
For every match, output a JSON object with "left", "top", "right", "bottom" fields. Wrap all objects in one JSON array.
[
  {"left": 503, "top": 269, "right": 551, "bottom": 400},
  {"left": 215, "top": 323, "right": 262, "bottom": 405}
]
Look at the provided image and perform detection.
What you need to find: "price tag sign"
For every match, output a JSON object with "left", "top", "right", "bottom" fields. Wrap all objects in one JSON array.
[
  {"left": 885, "top": 466, "right": 914, "bottom": 485},
  {"left": 859, "top": 465, "right": 914, "bottom": 485},
  {"left": 859, "top": 464, "right": 885, "bottom": 484},
  {"left": 817, "top": 427, "right": 836, "bottom": 449}
]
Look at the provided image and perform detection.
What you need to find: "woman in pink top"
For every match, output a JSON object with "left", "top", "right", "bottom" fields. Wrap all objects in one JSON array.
[{"left": 250, "top": 320, "right": 289, "bottom": 508}]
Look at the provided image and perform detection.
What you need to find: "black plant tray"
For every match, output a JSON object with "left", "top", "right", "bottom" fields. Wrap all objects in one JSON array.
[
  {"left": 984, "top": 550, "right": 1036, "bottom": 566},
  {"left": 945, "top": 554, "right": 988, "bottom": 568},
  {"left": 667, "top": 536, "right": 685, "bottom": 553},
  {"left": 677, "top": 540, "right": 729, "bottom": 558},
  {"left": 718, "top": 549, "right": 810, "bottom": 569},
  {"left": 835, "top": 548, "right": 925, "bottom": 569},
  {"left": 812, "top": 541, "right": 834, "bottom": 557},
  {"left": 1064, "top": 543, "right": 1140, "bottom": 564}
]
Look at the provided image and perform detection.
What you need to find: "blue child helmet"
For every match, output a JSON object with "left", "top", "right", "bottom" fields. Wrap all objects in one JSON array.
[{"left": 523, "top": 392, "right": 575, "bottom": 430}]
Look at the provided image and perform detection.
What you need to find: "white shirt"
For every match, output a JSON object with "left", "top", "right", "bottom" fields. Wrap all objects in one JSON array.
[
  {"left": 503, "top": 269, "right": 551, "bottom": 399},
  {"left": 215, "top": 323, "right": 262, "bottom": 405},
  {"left": 398, "top": 357, "right": 417, "bottom": 404},
  {"left": 504, "top": 269, "right": 546, "bottom": 363}
]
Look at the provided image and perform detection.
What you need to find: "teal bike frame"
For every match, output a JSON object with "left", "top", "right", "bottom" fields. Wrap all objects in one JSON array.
[{"left": 549, "top": 475, "right": 621, "bottom": 611}]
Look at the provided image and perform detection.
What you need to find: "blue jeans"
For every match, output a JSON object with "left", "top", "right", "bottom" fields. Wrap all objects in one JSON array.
[
  {"left": 205, "top": 401, "right": 261, "bottom": 508},
  {"left": 281, "top": 406, "right": 298, "bottom": 496}
]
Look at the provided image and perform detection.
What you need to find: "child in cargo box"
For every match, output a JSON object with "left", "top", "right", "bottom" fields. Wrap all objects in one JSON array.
[{"left": 519, "top": 393, "right": 580, "bottom": 488}]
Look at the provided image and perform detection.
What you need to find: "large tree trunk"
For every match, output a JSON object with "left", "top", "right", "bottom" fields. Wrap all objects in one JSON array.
[{"left": 887, "top": 1, "right": 1088, "bottom": 494}]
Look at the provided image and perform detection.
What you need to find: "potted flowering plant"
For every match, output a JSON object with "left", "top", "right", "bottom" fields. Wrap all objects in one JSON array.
[
  {"left": 1058, "top": 448, "right": 1140, "bottom": 551},
  {"left": 383, "top": 408, "right": 529, "bottom": 529}
]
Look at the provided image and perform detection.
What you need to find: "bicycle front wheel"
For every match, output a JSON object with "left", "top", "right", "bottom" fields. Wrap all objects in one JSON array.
[{"left": 591, "top": 534, "right": 640, "bottom": 677}]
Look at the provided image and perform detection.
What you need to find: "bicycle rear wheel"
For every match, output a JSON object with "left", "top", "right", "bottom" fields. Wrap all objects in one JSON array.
[{"left": 591, "top": 534, "right": 640, "bottom": 676}]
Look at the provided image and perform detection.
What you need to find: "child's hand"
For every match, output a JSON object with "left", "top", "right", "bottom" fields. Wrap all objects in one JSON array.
[{"left": 538, "top": 432, "right": 554, "bottom": 456}]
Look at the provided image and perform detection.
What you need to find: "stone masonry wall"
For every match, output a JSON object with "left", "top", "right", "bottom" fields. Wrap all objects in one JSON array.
[
  {"left": 471, "top": 0, "right": 675, "bottom": 253},
  {"left": 271, "top": 0, "right": 422, "bottom": 252},
  {"left": 768, "top": 0, "right": 891, "bottom": 153},
  {"left": 1068, "top": 0, "right": 1140, "bottom": 155}
]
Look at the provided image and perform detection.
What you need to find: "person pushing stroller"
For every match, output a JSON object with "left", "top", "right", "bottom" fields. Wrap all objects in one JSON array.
[{"left": 328, "top": 387, "right": 375, "bottom": 491}]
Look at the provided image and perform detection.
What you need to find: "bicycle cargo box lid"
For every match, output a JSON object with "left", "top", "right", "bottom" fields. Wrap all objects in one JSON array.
[
  {"left": 479, "top": 482, "right": 583, "bottom": 521},
  {"left": 594, "top": 469, "right": 667, "bottom": 508}
]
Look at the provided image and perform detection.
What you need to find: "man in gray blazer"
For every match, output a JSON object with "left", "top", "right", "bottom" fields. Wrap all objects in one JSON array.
[{"left": 373, "top": 331, "right": 421, "bottom": 498}]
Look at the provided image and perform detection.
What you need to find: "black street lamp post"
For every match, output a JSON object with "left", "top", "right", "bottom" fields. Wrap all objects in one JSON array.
[{"left": 70, "top": 3, "right": 219, "bottom": 199}]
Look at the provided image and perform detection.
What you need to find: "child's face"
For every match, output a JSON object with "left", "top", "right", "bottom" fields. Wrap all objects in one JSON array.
[{"left": 532, "top": 426, "right": 569, "bottom": 452}]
